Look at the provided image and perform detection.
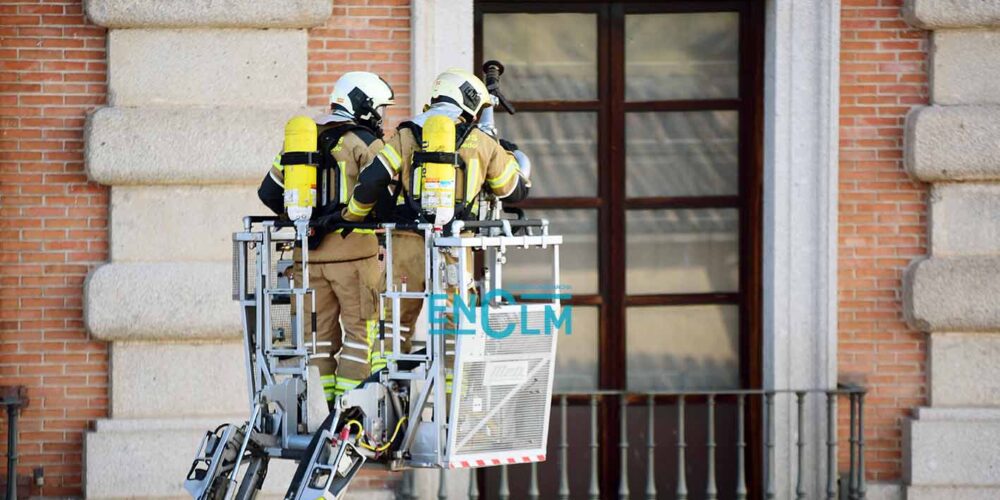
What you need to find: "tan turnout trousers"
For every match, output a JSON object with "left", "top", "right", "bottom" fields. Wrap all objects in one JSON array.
[
  {"left": 295, "top": 251, "right": 382, "bottom": 400},
  {"left": 280, "top": 124, "right": 383, "bottom": 400}
]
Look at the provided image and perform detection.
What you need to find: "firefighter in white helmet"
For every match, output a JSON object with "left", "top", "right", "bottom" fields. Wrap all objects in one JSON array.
[
  {"left": 340, "top": 68, "right": 532, "bottom": 374},
  {"left": 258, "top": 71, "right": 395, "bottom": 403}
]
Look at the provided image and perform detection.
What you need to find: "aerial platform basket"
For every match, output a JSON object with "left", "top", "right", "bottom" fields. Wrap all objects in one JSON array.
[{"left": 187, "top": 216, "right": 563, "bottom": 500}]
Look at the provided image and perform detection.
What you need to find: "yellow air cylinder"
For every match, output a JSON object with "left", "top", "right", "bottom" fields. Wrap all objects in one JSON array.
[
  {"left": 283, "top": 116, "right": 318, "bottom": 221},
  {"left": 420, "top": 114, "right": 457, "bottom": 225}
]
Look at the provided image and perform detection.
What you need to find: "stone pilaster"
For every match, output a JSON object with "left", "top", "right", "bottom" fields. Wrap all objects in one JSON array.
[
  {"left": 80, "top": 1, "right": 330, "bottom": 497},
  {"left": 903, "top": 1, "right": 1000, "bottom": 497}
]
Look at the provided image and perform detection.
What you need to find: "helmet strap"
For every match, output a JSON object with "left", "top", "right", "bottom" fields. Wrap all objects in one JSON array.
[
  {"left": 363, "top": 113, "right": 385, "bottom": 139},
  {"left": 347, "top": 87, "right": 385, "bottom": 137}
]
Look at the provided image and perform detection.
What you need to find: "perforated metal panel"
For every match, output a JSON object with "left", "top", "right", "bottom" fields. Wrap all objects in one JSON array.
[
  {"left": 270, "top": 302, "right": 293, "bottom": 346},
  {"left": 446, "top": 303, "right": 558, "bottom": 467},
  {"left": 231, "top": 240, "right": 245, "bottom": 300},
  {"left": 232, "top": 237, "right": 285, "bottom": 301}
]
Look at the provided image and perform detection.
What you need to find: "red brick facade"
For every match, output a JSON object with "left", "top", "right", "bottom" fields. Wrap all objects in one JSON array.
[
  {"left": 0, "top": 0, "right": 415, "bottom": 494},
  {"left": 0, "top": 0, "right": 931, "bottom": 494},
  {"left": 307, "top": 0, "right": 412, "bottom": 129},
  {"left": 838, "top": 0, "right": 929, "bottom": 481},
  {"left": 0, "top": 0, "right": 109, "bottom": 496}
]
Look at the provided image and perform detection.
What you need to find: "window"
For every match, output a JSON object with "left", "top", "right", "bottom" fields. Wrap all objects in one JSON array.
[
  {"left": 479, "top": 1, "right": 762, "bottom": 393},
  {"left": 478, "top": 1, "right": 763, "bottom": 495}
]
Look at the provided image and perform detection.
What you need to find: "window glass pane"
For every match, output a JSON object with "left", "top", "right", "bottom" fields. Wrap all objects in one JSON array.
[
  {"left": 625, "top": 12, "right": 739, "bottom": 101},
  {"left": 503, "top": 209, "right": 598, "bottom": 295},
  {"left": 495, "top": 112, "right": 598, "bottom": 197},
  {"left": 483, "top": 13, "right": 598, "bottom": 101},
  {"left": 626, "top": 209, "right": 739, "bottom": 294},
  {"left": 626, "top": 111, "right": 738, "bottom": 197},
  {"left": 554, "top": 306, "right": 598, "bottom": 391},
  {"left": 627, "top": 305, "right": 739, "bottom": 390}
]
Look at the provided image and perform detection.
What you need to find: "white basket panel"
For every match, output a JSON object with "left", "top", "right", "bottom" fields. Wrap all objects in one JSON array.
[{"left": 447, "top": 304, "right": 559, "bottom": 464}]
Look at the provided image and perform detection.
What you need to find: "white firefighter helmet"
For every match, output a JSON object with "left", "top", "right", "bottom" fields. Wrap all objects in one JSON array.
[
  {"left": 430, "top": 68, "right": 492, "bottom": 121},
  {"left": 329, "top": 71, "right": 395, "bottom": 131}
]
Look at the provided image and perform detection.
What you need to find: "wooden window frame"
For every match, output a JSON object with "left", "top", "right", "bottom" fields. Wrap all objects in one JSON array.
[{"left": 475, "top": 1, "right": 764, "bottom": 495}]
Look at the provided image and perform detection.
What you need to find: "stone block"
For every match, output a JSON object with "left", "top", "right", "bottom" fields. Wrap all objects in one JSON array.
[
  {"left": 907, "top": 485, "right": 1000, "bottom": 499},
  {"left": 85, "top": 417, "right": 298, "bottom": 499},
  {"left": 85, "top": 0, "right": 331, "bottom": 29},
  {"left": 110, "top": 341, "right": 248, "bottom": 418},
  {"left": 930, "top": 332, "right": 1000, "bottom": 406},
  {"left": 904, "top": 0, "right": 1000, "bottom": 29},
  {"left": 865, "top": 482, "right": 904, "bottom": 500},
  {"left": 905, "top": 105, "right": 1000, "bottom": 182},
  {"left": 108, "top": 29, "right": 306, "bottom": 107},
  {"left": 928, "top": 183, "right": 1000, "bottom": 255},
  {"left": 86, "top": 106, "right": 304, "bottom": 185},
  {"left": 411, "top": 469, "right": 473, "bottom": 500},
  {"left": 905, "top": 408, "right": 1000, "bottom": 486},
  {"left": 110, "top": 186, "right": 264, "bottom": 262},
  {"left": 904, "top": 256, "right": 1000, "bottom": 332},
  {"left": 931, "top": 30, "right": 1000, "bottom": 105},
  {"left": 86, "top": 262, "right": 241, "bottom": 341}
]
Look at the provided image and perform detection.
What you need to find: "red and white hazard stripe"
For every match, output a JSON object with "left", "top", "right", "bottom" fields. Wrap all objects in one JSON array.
[{"left": 449, "top": 454, "right": 547, "bottom": 469}]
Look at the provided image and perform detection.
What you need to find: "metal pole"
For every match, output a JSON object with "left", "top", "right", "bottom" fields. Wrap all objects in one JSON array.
[
  {"left": 795, "top": 392, "right": 806, "bottom": 500},
  {"left": 826, "top": 392, "right": 837, "bottom": 500},
  {"left": 588, "top": 395, "right": 600, "bottom": 500},
  {"left": 858, "top": 392, "right": 867, "bottom": 500},
  {"left": 849, "top": 393, "right": 857, "bottom": 500},
  {"left": 6, "top": 403, "right": 18, "bottom": 500},
  {"left": 765, "top": 392, "right": 776, "bottom": 500},
  {"left": 619, "top": 397, "right": 629, "bottom": 500},
  {"left": 438, "top": 469, "right": 448, "bottom": 500},
  {"left": 736, "top": 394, "right": 747, "bottom": 500},
  {"left": 498, "top": 465, "right": 510, "bottom": 500},
  {"left": 676, "top": 396, "right": 687, "bottom": 500},
  {"left": 645, "top": 395, "right": 656, "bottom": 500},
  {"left": 401, "top": 470, "right": 415, "bottom": 500},
  {"left": 529, "top": 462, "right": 540, "bottom": 500},
  {"left": 468, "top": 470, "right": 479, "bottom": 500},
  {"left": 706, "top": 395, "right": 717, "bottom": 500},
  {"left": 559, "top": 396, "right": 570, "bottom": 500}
]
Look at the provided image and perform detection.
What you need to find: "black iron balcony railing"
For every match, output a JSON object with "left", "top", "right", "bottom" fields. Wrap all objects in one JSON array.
[
  {"left": 401, "top": 385, "right": 868, "bottom": 500},
  {"left": 1, "top": 386, "right": 28, "bottom": 500}
]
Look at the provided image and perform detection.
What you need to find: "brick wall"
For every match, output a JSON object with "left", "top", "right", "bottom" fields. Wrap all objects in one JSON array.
[
  {"left": 307, "top": 0, "right": 411, "bottom": 130},
  {"left": 838, "top": 0, "right": 929, "bottom": 482},
  {"left": 305, "top": 0, "right": 410, "bottom": 491},
  {"left": 0, "top": 0, "right": 412, "bottom": 494},
  {"left": 0, "top": 0, "right": 108, "bottom": 496}
]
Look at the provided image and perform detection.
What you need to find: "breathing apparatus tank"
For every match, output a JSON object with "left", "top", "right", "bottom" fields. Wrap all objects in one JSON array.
[
  {"left": 419, "top": 114, "right": 458, "bottom": 225},
  {"left": 282, "top": 116, "right": 318, "bottom": 221}
]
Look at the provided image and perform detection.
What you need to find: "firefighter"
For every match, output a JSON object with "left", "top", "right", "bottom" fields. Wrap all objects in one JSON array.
[
  {"left": 340, "top": 68, "right": 532, "bottom": 373},
  {"left": 257, "top": 71, "right": 394, "bottom": 403}
]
